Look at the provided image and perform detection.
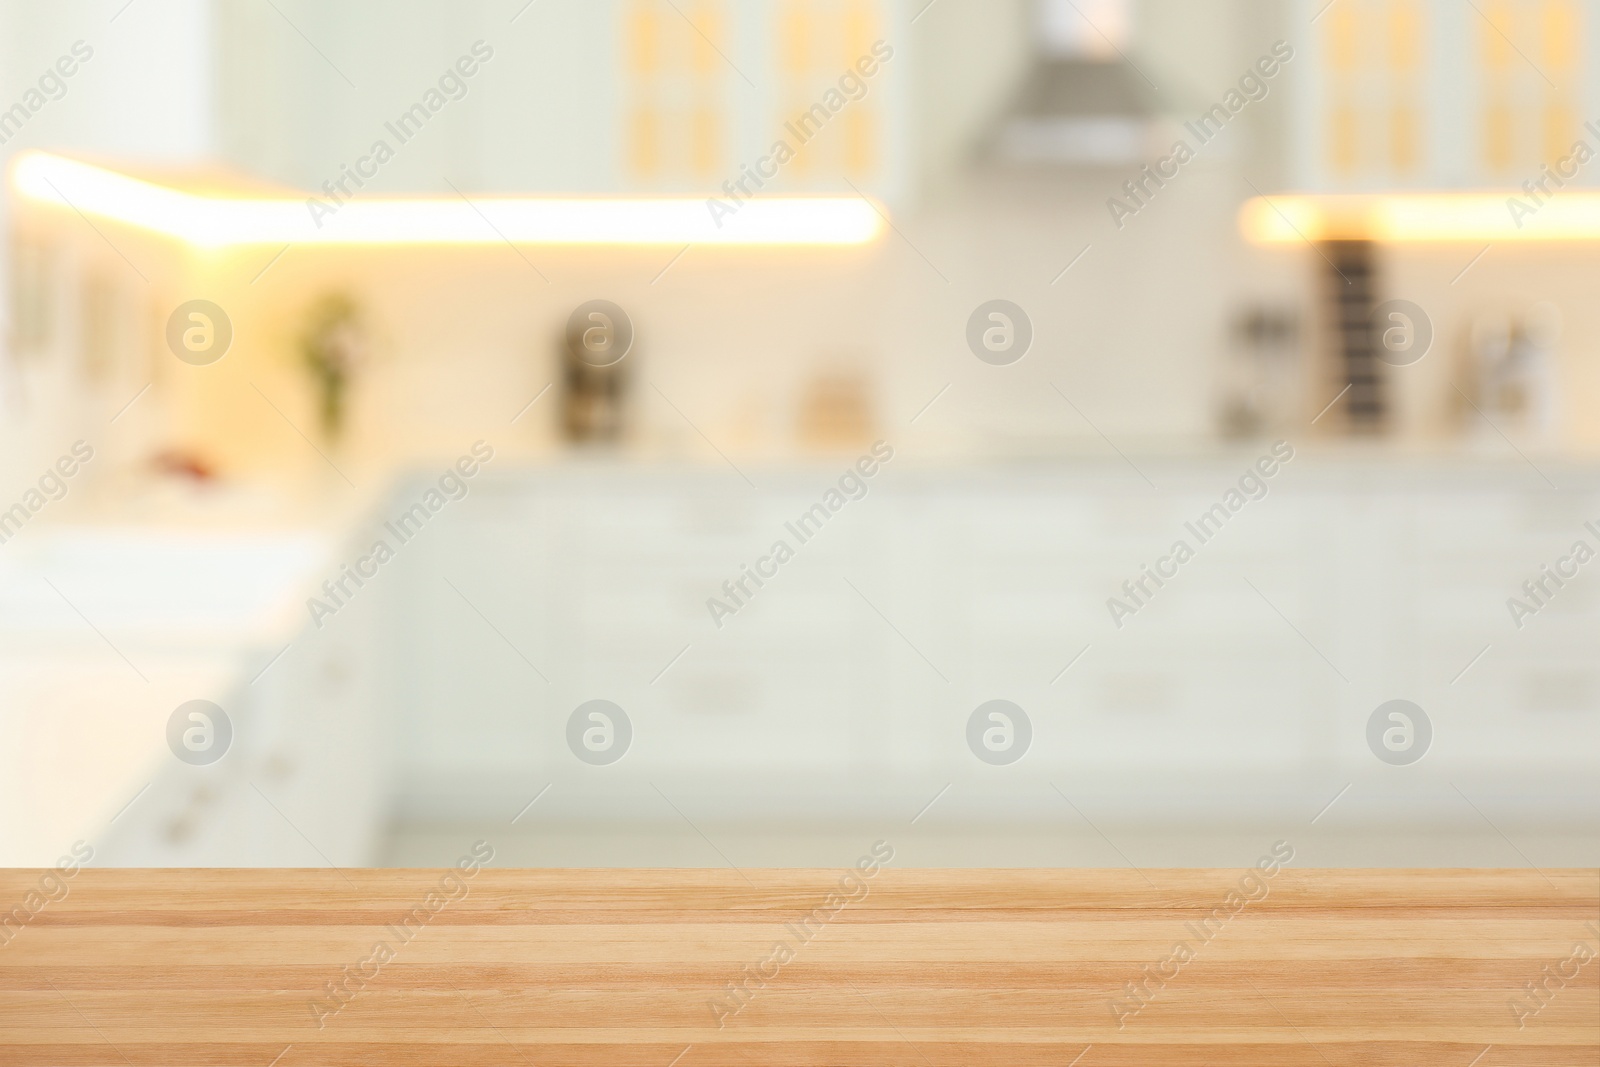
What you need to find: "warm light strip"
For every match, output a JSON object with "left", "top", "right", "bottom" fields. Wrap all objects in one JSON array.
[
  {"left": 10, "top": 152, "right": 884, "bottom": 247},
  {"left": 1240, "top": 191, "right": 1600, "bottom": 244}
]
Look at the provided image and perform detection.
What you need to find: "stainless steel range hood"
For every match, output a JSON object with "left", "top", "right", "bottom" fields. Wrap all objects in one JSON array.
[
  {"left": 990, "top": 0, "right": 1163, "bottom": 166},
  {"left": 993, "top": 56, "right": 1162, "bottom": 165}
]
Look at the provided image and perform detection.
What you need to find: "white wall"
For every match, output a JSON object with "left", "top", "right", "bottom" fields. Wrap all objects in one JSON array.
[{"left": 0, "top": 0, "right": 215, "bottom": 489}]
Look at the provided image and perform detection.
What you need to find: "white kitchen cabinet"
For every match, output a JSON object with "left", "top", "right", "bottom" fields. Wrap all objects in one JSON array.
[
  {"left": 215, "top": 0, "right": 911, "bottom": 204},
  {"left": 1291, "top": 0, "right": 1600, "bottom": 191},
  {"left": 95, "top": 554, "right": 389, "bottom": 868},
  {"left": 86, "top": 457, "right": 1600, "bottom": 859},
  {"left": 381, "top": 459, "right": 1598, "bottom": 826}
]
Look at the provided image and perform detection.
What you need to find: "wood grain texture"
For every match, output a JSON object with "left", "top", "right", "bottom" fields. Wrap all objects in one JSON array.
[{"left": 0, "top": 867, "right": 1596, "bottom": 1065}]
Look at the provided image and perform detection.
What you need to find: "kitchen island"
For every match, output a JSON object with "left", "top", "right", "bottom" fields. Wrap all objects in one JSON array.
[{"left": 1, "top": 867, "right": 1595, "bottom": 1063}]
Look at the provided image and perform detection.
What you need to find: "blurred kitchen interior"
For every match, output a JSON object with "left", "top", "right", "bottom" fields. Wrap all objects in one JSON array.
[{"left": 1, "top": 0, "right": 1596, "bottom": 869}]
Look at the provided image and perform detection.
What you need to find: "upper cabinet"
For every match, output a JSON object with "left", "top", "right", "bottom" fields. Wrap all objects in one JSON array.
[
  {"left": 619, "top": 0, "right": 905, "bottom": 197},
  {"left": 212, "top": 0, "right": 911, "bottom": 204},
  {"left": 1292, "top": 0, "right": 1595, "bottom": 190}
]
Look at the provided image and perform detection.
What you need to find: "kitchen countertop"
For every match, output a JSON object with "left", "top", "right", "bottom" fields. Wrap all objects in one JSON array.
[{"left": 1, "top": 867, "right": 1595, "bottom": 1064}]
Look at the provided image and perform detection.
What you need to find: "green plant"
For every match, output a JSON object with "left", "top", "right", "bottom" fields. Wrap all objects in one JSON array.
[{"left": 300, "top": 293, "right": 364, "bottom": 440}]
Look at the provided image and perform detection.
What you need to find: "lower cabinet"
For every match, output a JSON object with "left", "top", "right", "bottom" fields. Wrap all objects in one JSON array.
[
  {"left": 388, "top": 463, "right": 1600, "bottom": 821},
  {"left": 99, "top": 460, "right": 1600, "bottom": 857},
  {"left": 99, "top": 589, "right": 388, "bottom": 866}
]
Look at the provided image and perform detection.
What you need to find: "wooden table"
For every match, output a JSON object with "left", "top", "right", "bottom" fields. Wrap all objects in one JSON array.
[{"left": 1, "top": 867, "right": 1596, "bottom": 1064}]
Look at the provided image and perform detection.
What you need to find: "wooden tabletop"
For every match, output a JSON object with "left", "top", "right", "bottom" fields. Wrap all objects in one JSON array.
[{"left": 1, "top": 866, "right": 1596, "bottom": 1065}]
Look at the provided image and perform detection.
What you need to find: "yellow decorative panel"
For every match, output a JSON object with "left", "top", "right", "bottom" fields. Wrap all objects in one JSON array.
[
  {"left": 691, "top": 104, "right": 720, "bottom": 176},
  {"left": 1390, "top": 104, "right": 1418, "bottom": 172},
  {"left": 843, "top": 2, "right": 875, "bottom": 66},
  {"left": 629, "top": 106, "right": 660, "bottom": 177},
  {"left": 782, "top": 2, "right": 810, "bottom": 73},
  {"left": 1481, "top": 2, "right": 1515, "bottom": 70},
  {"left": 1542, "top": 0, "right": 1578, "bottom": 71},
  {"left": 1389, "top": 3, "right": 1421, "bottom": 72},
  {"left": 1544, "top": 100, "right": 1575, "bottom": 161},
  {"left": 1484, "top": 101, "right": 1513, "bottom": 172},
  {"left": 688, "top": 4, "right": 722, "bottom": 76},
  {"left": 627, "top": 4, "right": 660, "bottom": 74},
  {"left": 788, "top": 94, "right": 816, "bottom": 175},
  {"left": 1331, "top": 102, "right": 1359, "bottom": 175},
  {"left": 844, "top": 109, "right": 875, "bottom": 176},
  {"left": 1328, "top": 7, "right": 1360, "bottom": 72}
]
